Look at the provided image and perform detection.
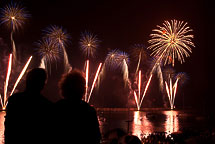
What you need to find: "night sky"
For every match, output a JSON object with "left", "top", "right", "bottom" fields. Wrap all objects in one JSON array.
[{"left": 0, "top": 0, "right": 213, "bottom": 111}]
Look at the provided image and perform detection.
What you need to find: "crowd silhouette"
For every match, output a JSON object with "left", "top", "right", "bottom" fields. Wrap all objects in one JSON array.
[
  {"left": 3, "top": 68, "right": 215, "bottom": 144},
  {"left": 4, "top": 67, "right": 215, "bottom": 144},
  {"left": 4, "top": 68, "right": 103, "bottom": 144}
]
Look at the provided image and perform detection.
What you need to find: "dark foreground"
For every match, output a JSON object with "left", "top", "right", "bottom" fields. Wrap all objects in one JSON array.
[{"left": 0, "top": 109, "right": 215, "bottom": 144}]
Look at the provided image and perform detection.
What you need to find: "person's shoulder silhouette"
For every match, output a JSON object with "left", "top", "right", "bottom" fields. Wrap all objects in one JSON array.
[
  {"left": 55, "top": 69, "right": 101, "bottom": 144},
  {"left": 4, "top": 68, "right": 53, "bottom": 144}
]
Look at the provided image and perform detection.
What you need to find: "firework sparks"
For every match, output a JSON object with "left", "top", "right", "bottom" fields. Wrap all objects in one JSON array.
[
  {"left": 105, "top": 50, "right": 129, "bottom": 70},
  {"left": 131, "top": 44, "right": 149, "bottom": 74},
  {"left": 84, "top": 61, "right": 103, "bottom": 103},
  {"left": 37, "top": 38, "right": 60, "bottom": 71},
  {"left": 3, "top": 54, "right": 12, "bottom": 107},
  {"left": 0, "top": 2, "right": 30, "bottom": 65},
  {"left": 133, "top": 70, "right": 153, "bottom": 110},
  {"left": 0, "top": 54, "right": 32, "bottom": 110},
  {"left": 96, "top": 50, "right": 118, "bottom": 87},
  {"left": 165, "top": 76, "right": 179, "bottom": 110},
  {"left": 139, "top": 73, "right": 153, "bottom": 109},
  {"left": 163, "top": 67, "right": 175, "bottom": 80},
  {"left": 80, "top": 31, "right": 100, "bottom": 102},
  {"left": 133, "top": 91, "right": 140, "bottom": 110},
  {"left": 104, "top": 50, "right": 130, "bottom": 88},
  {"left": 0, "top": 2, "right": 29, "bottom": 31},
  {"left": 87, "top": 63, "right": 102, "bottom": 103},
  {"left": 156, "top": 64, "right": 164, "bottom": 92},
  {"left": 10, "top": 56, "right": 32, "bottom": 96},
  {"left": 118, "top": 51, "right": 129, "bottom": 68},
  {"left": 85, "top": 60, "right": 89, "bottom": 101},
  {"left": 122, "top": 59, "right": 129, "bottom": 87},
  {"left": 148, "top": 20, "right": 195, "bottom": 67},
  {"left": 176, "top": 72, "right": 188, "bottom": 85},
  {"left": 104, "top": 49, "right": 120, "bottom": 69},
  {"left": 80, "top": 31, "right": 99, "bottom": 58},
  {"left": 138, "top": 70, "right": 141, "bottom": 102},
  {"left": 44, "top": 25, "right": 71, "bottom": 72}
]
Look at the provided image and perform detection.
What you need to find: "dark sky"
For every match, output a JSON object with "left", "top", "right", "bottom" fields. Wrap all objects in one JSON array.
[{"left": 0, "top": 0, "right": 213, "bottom": 110}]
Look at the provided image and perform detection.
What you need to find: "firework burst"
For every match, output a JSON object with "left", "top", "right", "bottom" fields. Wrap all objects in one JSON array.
[
  {"left": 44, "top": 25, "right": 70, "bottom": 45},
  {"left": 0, "top": 2, "right": 30, "bottom": 65},
  {"left": 37, "top": 38, "right": 60, "bottom": 71},
  {"left": 104, "top": 49, "right": 129, "bottom": 70},
  {"left": 118, "top": 51, "right": 129, "bottom": 66},
  {"left": 80, "top": 31, "right": 99, "bottom": 58},
  {"left": 0, "top": 2, "right": 29, "bottom": 31},
  {"left": 148, "top": 20, "right": 195, "bottom": 66},
  {"left": 104, "top": 50, "right": 130, "bottom": 86},
  {"left": 44, "top": 25, "right": 71, "bottom": 72},
  {"left": 80, "top": 31, "right": 100, "bottom": 102},
  {"left": 104, "top": 49, "right": 120, "bottom": 69},
  {"left": 163, "top": 67, "right": 176, "bottom": 80},
  {"left": 175, "top": 72, "right": 188, "bottom": 86}
]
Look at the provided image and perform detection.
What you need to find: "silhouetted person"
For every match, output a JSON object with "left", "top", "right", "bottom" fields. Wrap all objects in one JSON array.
[
  {"left": 4, "top": 68, "right": 53, "bottom": 144},
  {"left": 55, "top": 69, "right": 101, "bottom": 144}
]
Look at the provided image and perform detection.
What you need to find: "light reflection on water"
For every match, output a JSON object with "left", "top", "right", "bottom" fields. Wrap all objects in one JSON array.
[
  {"left": 0, "top": 112, "right": 5, "bottom": 144},
  {"left": 99, "top": 110, "right": 183, "bottom": 139},
  {"left": 164, "top": 111, "right": 179, "bottom": 135},
  {"left": 132, "top": 111, "right": 152, "bottom": 138},
  {"left": 131, "top": 111, "right": 179, "bottom": 138}
]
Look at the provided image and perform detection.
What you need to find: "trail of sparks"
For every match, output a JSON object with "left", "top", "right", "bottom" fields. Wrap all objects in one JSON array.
[
  {"left": 133, "top": 70, "right": 153, "bottom": 110},
  {"left": 135, "top": 52, "right": 142, "bottom": 74},
  {"left": 61, "top": 43, "right": 71, "bottom": 72},
  {"left": 10, "top": 56, "right": 32, "bottom": 96},
  {"left": 85, "top": 60, "right": 89, "bottom": 101},
  {"left": 11, "top": 31, "right": 16, "bottom": 64},
  {"left": 165, "top": 77, "right": 179, "bottom": 109},
  {"left": 4, "top": 54, "right": 12, "bottom": 106},
  {"left": 138, "top": 70, "right": 141, "bottom": 103},
  {"left": 39, "top": 56, "right": 46, "bottom": 69},
  {"left": 0, "top": 54, "right": 32, "bottom": 110},
  {"left": 173, "top": 79, "right": 179, "bottom": 105},
  {"left": 133, "top": 91, "right": 140, "bottom": 110},
  {"left": 157, "top": 64, "right": 164, "bottom": 92},
  {"left": 139, "top": 74, "right": 153, "bottom": 108},
  {"left": 87, "top": 63, "right": 102, "bottom": 103},
  {"left": 0, "top": 94, "right": 3, "bottom": 110},
  {"left": 122, "top": 59, "right": 129, "bottom": 87}
]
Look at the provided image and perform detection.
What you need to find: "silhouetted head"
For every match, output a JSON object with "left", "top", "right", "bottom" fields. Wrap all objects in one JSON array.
[
  {"left": 25, "top": 68, "right": 47, "bottom": 93},
  {"left": 105, "top": 128, "right": 126, "bottom": 144},
  {"left": 119, "top": 135, "right": 142, "bottom": 144},
  {"left": 59, "top": 69, "right": 86, "bottom": 101}
]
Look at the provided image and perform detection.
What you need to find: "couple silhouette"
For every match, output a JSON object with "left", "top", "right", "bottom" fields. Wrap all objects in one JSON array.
[{"left": 4, "top": 68, "right": 101, "bottom": 144}]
